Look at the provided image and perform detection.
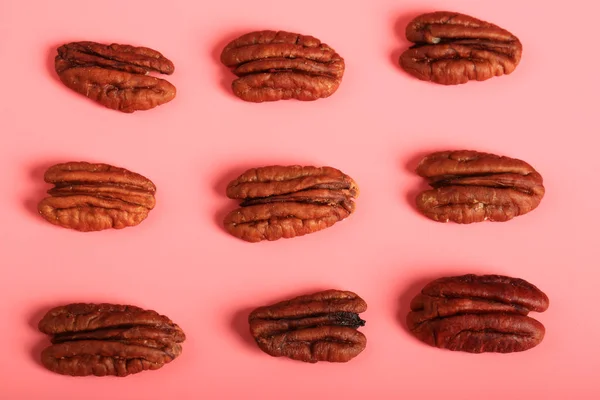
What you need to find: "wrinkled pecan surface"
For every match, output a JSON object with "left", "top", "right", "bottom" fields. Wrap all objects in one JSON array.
[
  {"left": 407, "top": 274, "right": 549, "bottom": 353},
  {"left": 38, "top": 303, "right": 185, "bottom": 377},
  {"left": 220, "top": 31, "right": 345, "bottom": 102},
  {"left": 55, "top": 41, "right": 176, "bottom": 112},
  {"left": 249, "top": 290, "right": 367, "bottom": 363},
  {"left": 399, "top": 12, "right": 522, "bottom": 85},
  {"left": 415, "top": 150, "right": 544, "bottom": 223},
  {"left": 224, "top": 166, "right": 358, "bottom": 242},
  {"left": 38, "top": 162, "right": 156, "bottom": 232}
]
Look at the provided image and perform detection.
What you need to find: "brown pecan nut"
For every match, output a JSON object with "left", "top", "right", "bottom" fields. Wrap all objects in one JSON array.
[
  {"left": 223, "top": 166, "right": 358, "bottom": 242},
  {"left": 249, "top": 290, "right": 367, "bottom": 363},
  {"left": 407, "top": 274, "right": 549, "bottom": 353},
  {"left": 38, "top": 303, "right": 186, "bottom": 377},
  {"left": 415, "top": 150, "right": 544, "bottom": 223},
  {"left": 37, "top": 162, "right": 156, "bottom": 232},
  {"left": 220, "top": 31, "right": 345, "bottom": 102},
  {"left": 55, "top": 41, "right": 176, "bottom": 112},
  {"left": 399, "top": 12, "right": 522, "bottom": 85}
]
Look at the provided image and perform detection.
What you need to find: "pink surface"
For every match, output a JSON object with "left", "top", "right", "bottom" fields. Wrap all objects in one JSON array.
[{"left": 1, "top": 0, "right": 598, "bottom": 398}]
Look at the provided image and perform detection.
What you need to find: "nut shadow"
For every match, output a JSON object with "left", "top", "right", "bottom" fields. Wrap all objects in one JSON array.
[
  {"left": 211, "top": 30, "right": 256, "bottom": 99},
  {"left": 390, "top": 10, "right": 426, "bottom": 70},
  {"left": 402, "top": 149, "right": 440, "bottom": 215},
  {"left": 23, "top": 160, "right": 66, "bottom": 220},
  {"left": 28, "top": 303, "right": 63, "bottom": 368},
  {"left": 230, "top": 307, "right": 259, "bottom": 350}
]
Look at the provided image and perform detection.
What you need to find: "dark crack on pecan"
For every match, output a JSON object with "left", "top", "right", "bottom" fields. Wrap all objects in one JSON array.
[
  {"left": 220, "top": 31, "right": 345, "bottom": 102},
  {"left": 407, "top": 274, "right": 549, "bottom": 353},
  {"left": 399, "top": 12, "right": 522, "bottom": 85},
  {"left": 37, "top": 162, "right": 156, "bottom": 232},
  {"left": 415, "top": 150, "right": 544, "bottom": 223},
  {"left": 223, "top": 166, "right": 359, "bottom": 242},
  {"left": 55, "top": 41, "right": 176, "bottom": 112},
  {"left": 38, "top": 303, "right": 185, "bottom": 377},
  {"left": 249, "top": 290, "right": 367, "bottom": 363}
]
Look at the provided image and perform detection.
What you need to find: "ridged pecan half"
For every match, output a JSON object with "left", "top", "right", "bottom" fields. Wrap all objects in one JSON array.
[
  {"left": 249, "top": 290, "right": 367, "bottom": 363},
  {"left": 399, "top": 12, "right": 522, "bottom": 85},
  {"left": 55, "top": 41, "right": 176, "bottom": 112},
  {"left": 223, "top": 165, "right": 358, "bottom": 242},
  {"left": 38, "top": 303, "right": 186, "bottom": 377},
  {"left": 407, "top": 274, "right": 549, "bottom": 353},
  {"left": 220, "top": 31, "right": 345, "bottom": 102},
  {"left": 37, "top": 162, "right": 156, "bottom": 232},
  {"left": 415, "top": 150, "right": 544, "bottom": 223}
]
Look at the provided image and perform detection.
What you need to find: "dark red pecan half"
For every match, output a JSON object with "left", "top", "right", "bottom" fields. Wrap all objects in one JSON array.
[
  {"left": 223, "top": 166, "right": 359, "bottom": 242},
  {"left": 399, "top": 12, "right": 522, "bottom": 85},
  {"left": 37, "top": 162, "right": 156, "bottom": 232},
  {"left": 249, "top": 290, "right": 367, "bottom": 363},
  {"left": 415, "top": 150, "right": 544, "bottom": 223},
  {"left": 220, "top": 30, "right": 345, "bottom": 102},
  {"left": 407, "top": 274, "right": 549, "bottom": 353},
  {"left": 55, "top": 41, "right": 176, "bottom": 112},
  {"left": 38, "top": 303, "right": 185, "bottom": 377}
]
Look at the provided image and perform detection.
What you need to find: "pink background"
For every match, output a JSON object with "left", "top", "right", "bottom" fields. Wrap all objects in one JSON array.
[{"left": 1, "top": 0, "right": 598, "bottom": 398}]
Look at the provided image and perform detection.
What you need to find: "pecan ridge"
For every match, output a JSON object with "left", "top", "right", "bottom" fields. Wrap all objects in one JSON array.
[
  {"left": 249, "top": 289, "right": 367, "bottom": 363},
  {"left": 55, "top": 41, "right": 176, "bottom": 112},
  {"left": 38, "top": 303, "right": 186, "bottom": 377},
  {"left": 407, "top": 274, "right": 549, "bottom": 353},
  {"left": 223, "top": 165, "right": 359, "bottom": 242},
  {"left": 220, "top": 30, "right": 345, "bottom": 102},
  {"left": 399, "top": 12, "right": 522, "bottom": 85},
  {"left": 37, "top": 161, "right": 156, "bottom": 232}
]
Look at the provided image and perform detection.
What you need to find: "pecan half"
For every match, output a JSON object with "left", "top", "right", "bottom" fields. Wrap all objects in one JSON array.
[
  {"left": 220, "top": 31, "right": 345, "bottom": 102},
  {"left": 223, "top": 166, "right": 358, "bottom": 242},
  {"left": 55, "top": 41, "right": 176, "bottom": 112},
  {"left": 37, "top": 162, "right": 156, "bottom": 232},
  {"left": 249, "top": 290, "right": 367, "bottom": 363},
  {"left": 38, "top": 303, "right": 186, "bottom": 377},
  {"left": 399, "top": 12, "right": 522, "bottom": 85},
  {"left": 415, "top": 150, "right": 544, "bottom": 223},
  {"left": 407, "top": 274, "right": 549, "bottom": 353}
]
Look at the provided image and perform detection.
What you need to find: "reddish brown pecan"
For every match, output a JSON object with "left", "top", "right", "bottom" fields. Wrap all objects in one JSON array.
[
  {"left": 55, "top": 41, "right": 176, "bottom": 112},
  {"left": 399, "top": 12, "right": 522, "bottom": 85},
  {"left": 415, "top": 150, "right": 544, "bottom": 223},
  {"left": 38, "top": 303, "right": 186, "bottom": 377},
  {"left": 407, "top": 274, "right": 549, "bottom": 353},
  {"left": 223, "top": 166, "right": 359, "bottom": 242},
  {"left": 249, "top": 290, "right": 367, "bottom": 363},
  {"left": 37, "top": 162, "right": 156, "bottom": 232},
  {"left": 220, "top": 31, "right": 345, "bottom": 102}
]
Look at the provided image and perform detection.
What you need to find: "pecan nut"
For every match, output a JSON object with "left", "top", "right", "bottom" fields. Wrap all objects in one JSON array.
[
  {"left": 37, "top": 162, "right": 156, "bottom": 231},
  {"left": 55, "top": 41, "right": 176, "bottom": 112},
  {"left": 220, "top": 31, "right": 345, "bottom": 102},
  {"left": 415, "top": 150, "right": 544, "bottom": 223},
  {"left": 407, "top": 274, "right": 549, "bottom": 353},
  {"left": 223, "top": 166, "right": 358, "bottom": 242},
  {"left": 38, "top": 303, "right": 186, "bottom": 377},
  {"left": 249, "top": 290, "right": 367, "bottom": 363},
  {"left": 399, "top": 12, "right": 522, "bottom": 85}
]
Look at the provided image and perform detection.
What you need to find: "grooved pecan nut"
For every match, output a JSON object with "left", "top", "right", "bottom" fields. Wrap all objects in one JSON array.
[
  {"left": 249, "top": 290, "right": 367, "bottom": 363},
  {"left": 399, "top": 12, "right": 522, "bottom": 85},
  {"left": 37, "top": 162, "right": 156, "bottom": 232},
  {"left": 38, "top": 303, "right": 186, "bottom": 377},
  {"left": 223, "top": 165, "right": 358, "bottom": 242},
  {"left": 407, "top": 274, "right": 549, "bottom": 353},
  {"left": 220, "top": 31, "right": 345, "bottom": 102},
  {"left": 55, "top": 41, "right": 176, "bottom": 112},
  {"left": 415, "top": 150, "right": 544, "bottom": 223}
]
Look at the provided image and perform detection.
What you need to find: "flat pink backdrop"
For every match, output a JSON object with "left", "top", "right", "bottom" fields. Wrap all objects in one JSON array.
[{"left": 1, "top": 0, "right": 598, "bottom": 398}]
